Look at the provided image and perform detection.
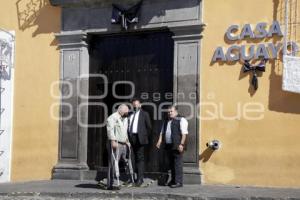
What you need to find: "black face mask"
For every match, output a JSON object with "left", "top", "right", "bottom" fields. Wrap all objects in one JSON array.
[
  {"left": 122, "top": 113, "right": 128, "bottom": 118},
  {"left": 133, "top": 107, "right": 140, "bottom": 112}
]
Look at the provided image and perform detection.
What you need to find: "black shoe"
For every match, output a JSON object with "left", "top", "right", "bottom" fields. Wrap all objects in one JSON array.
[
  {"left": 167, "top": 180, "right": 176, "bottom": 186},
  {"left": 107, "top": 186, "right": 120, "bottom": 190},
  {"left": 106, "top": 186, "right": 113, "bottom": 190},
  {"left": 170, "top": 183, "right": 183, "bottom": 188},
  {"left": 135, "top": 180, "right": 144, "bottom": 187},
  {"left": 158, "top": 175, "right": 169, "bottom": 186}
]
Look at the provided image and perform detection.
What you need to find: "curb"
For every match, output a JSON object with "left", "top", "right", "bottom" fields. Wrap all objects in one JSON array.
[{"left": 0, "top": 192, "right": 299, "bottom": 200}]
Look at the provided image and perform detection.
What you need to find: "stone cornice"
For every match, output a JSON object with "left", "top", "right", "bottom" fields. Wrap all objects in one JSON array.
[{"left": 50, "top": 0, "right": 157, "bottom": 7}]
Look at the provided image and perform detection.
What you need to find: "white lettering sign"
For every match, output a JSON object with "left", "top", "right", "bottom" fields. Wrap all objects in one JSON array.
[{"left": 212, "top": 21, "right": 297, "bottom": 62}]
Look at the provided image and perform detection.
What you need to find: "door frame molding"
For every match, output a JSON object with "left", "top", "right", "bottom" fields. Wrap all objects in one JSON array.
[{"left": 51, "top": 0, "right": 204, "bottom": 184}]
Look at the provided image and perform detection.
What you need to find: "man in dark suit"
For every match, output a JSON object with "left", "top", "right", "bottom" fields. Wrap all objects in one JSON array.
[{"left": 128, "top": 98, "right": 152, "bottom": 186}]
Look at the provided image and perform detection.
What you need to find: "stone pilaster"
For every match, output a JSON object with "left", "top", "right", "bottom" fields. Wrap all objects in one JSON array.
[{"left": 52, "top": 31, "right": 90, "bottom": 180}]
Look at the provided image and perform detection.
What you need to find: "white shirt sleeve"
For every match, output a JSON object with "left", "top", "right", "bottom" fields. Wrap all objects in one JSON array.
[{"left": 180, "top": 118, "right": 188, "bottom": 134}]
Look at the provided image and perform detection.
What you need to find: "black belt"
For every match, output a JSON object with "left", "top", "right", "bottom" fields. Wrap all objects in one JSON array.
[{"left": 117, "top": 141, "right": 126, "bottom": 145}]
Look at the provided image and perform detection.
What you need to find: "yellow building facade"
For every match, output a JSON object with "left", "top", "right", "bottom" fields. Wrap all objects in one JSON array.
[
  {"left": 0, "top": 0, "right": 60, "bottom": 181},
  {"left": 0, "top": 0, "right": 299, "bottom": 188},
  {"left": 200, "top": 0, "right": 300, "bottom": 187}
]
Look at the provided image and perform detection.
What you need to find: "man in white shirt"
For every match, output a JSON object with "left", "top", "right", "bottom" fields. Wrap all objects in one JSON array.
[
  {"left": 106, "top": 104, "right": 130, "bottom": 190},
  {"left": 128, "top": 98, "right": 152, "bottom": 186},
  {"left": 156, "top": 105, "right": 188, "bottom": 188}
]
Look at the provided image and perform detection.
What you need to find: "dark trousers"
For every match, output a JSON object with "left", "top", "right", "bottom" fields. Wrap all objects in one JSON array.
[
  {"left": 130, "top": 134, "right": 145, "bottom": 182},
  {"left": 163, "top": 144, "right": 183, "bottom": 185}
]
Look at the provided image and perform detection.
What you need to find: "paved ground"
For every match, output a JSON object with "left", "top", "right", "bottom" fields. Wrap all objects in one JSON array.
[{"left": 0, "top": 180, "right": 300, "bottom": 199}]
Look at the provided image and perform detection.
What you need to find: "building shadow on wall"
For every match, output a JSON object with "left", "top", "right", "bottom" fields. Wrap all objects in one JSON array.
[
  {"left": 268, "top": 0, "right": 300, "bottom": 114},
  {"left": 16, "top": 0, "right": 60, "bottom": 45},
  {"left": 269, "top": 59, "right": 300, "bottom": 114},
  {"left": 199, "top": 147, "right": 214, "bottom": 163}
]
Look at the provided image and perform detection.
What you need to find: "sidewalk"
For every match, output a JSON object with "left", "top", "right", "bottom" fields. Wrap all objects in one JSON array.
[{"left": 0, "top": 180, "right": 300, "bottom": 199}]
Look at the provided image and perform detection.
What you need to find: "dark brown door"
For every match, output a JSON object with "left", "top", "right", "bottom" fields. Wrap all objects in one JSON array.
[{"left": 87, "top": 30, "right": 174, "bottom": 173}]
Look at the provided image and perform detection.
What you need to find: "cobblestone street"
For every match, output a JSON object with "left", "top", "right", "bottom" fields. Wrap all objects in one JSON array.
[{"left": 0, "top": 180, "right": 300, "bottom": 199}]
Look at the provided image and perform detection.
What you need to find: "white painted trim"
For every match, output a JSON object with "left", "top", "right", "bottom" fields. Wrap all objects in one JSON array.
[
  {"left": 8, "top": 68, "right": 15, "bottom": 182},
  {"left": 8, "top": 31, "right": 15, "bottom": 182}
]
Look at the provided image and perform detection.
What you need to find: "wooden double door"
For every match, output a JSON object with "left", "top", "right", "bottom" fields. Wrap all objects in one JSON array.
[{"left": 87, "top": 30, "right": 174, "bottom": 173}]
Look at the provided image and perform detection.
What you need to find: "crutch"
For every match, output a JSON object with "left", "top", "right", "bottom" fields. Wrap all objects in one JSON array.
[
  {"left": 111, "top": 143, "right": 120, "bottom": 187},
  {"left": 126, "top": 144, "right": 135, "bottom": 183}
]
